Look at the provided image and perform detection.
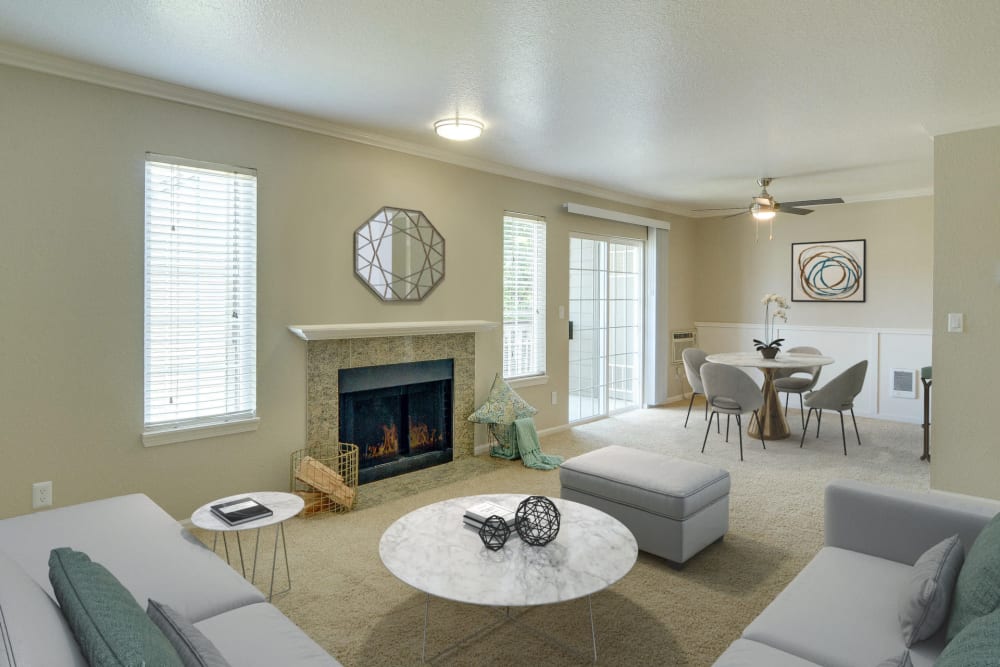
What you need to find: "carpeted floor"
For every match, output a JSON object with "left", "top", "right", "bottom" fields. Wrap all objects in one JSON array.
[{"left": 193, "top": 401, "right": 930, "bottom": 666}]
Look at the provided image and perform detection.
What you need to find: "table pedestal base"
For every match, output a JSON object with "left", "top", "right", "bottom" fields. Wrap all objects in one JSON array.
[
  {"left": 748, "top": 369, "right": 790, "bottom": 440},
  {"left": 420, "top": 594, "right": 598, "bottom": 664}
]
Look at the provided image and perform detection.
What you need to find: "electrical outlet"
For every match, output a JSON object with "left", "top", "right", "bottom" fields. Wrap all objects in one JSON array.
[
  {"left": 551, "top": 391, "right": 558, "bottom": 405},
  {"left": 32, "top": 481, "right": 52, "bottom": 509}
]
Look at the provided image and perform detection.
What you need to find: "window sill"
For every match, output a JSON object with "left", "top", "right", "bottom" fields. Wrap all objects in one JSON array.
[
  {"left": 506, "top": 374, "right": 549, "bottom": 389},
  {"left": 142, "top": 416, "right": 260, "bottom": 447}
]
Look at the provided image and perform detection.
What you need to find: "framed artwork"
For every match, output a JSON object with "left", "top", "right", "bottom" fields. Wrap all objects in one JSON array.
[{"left": 791, "top": 239, "right": 866, "bottom": 302}]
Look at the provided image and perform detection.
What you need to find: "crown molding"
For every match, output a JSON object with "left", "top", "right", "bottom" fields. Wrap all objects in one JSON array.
[{"left": 0, "top": 41, "right": 692, "bottom": 217}]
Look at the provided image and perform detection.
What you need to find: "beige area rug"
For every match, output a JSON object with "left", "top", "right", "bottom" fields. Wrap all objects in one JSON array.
[{"left": 192, "top": 402, "right": 930, "bottom": 666}]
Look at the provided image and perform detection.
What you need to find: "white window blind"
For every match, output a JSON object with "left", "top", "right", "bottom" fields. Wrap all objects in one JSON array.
[
  {"left": 143, "top": 154, "right": 257, "bottom": 442},
  {"left": 503, "top": 213, "right": 546, "bottom": 379}
]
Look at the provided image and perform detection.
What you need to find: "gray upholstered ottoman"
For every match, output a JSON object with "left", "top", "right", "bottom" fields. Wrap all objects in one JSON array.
[{"left": 560, "top": 445, "right": 730, "bottom": 565}]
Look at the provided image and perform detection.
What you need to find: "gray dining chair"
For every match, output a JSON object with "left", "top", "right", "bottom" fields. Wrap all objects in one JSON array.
[
  {"left": 773, "top": 345, "right": 824, "bottom": 428},
  {"left": 681, "top": 347, "right": 710, "bottom": 428},
  {"left": 800, "top": 360, "right": 869, "bottom": 455},
  {"left": 700, "top": 362, "right": 766, "bottom": 461}
]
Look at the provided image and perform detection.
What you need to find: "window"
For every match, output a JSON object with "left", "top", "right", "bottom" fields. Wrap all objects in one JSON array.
[
  {"left": 502, "top": 213, "right": 546, "bottom": 380},
  {"left": 143, "top": 154, "right": 258, "bottom": 446}
]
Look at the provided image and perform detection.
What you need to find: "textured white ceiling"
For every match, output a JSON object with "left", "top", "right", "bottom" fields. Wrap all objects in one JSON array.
[{"left": 2, "top": 0, "right": 999, "bottom": 214}]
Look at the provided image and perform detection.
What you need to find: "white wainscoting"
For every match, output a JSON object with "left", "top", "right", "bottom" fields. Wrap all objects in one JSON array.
[{"left": 693, "top": 322, "right": 932, "bottom": 424}]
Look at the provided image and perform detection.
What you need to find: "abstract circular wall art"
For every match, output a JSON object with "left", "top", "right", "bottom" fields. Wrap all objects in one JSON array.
[{"left": 791, "top": 239, "right": 866, "bottom": 302}]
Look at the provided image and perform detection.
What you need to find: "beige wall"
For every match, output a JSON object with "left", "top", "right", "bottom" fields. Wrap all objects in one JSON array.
[
  {"left": 693, "top": 197, "right": 933, "bottom": 329},
  {"left": 0, "top": 64, "right": 697, "bottom": 519},
  {"left": 931, "top": 126, "right": 1000, "bottom": 499}
]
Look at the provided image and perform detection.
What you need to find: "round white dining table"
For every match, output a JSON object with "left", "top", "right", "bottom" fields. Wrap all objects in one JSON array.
[{"left": 704, "top": 351, "right": 834, "bottom": 440}]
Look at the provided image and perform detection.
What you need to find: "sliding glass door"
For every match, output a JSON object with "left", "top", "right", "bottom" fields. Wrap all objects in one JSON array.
[{"left": 568, "top": 235, "right": 644, "bottom": 423}]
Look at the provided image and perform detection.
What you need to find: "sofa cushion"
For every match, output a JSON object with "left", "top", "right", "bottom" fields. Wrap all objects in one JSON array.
[
  {"left": 713, "top": 638, "right": 820, "bottom": 666},
  {"left": 899, "top": 534, "right": 964, "bottom": 646},
  {"left": 0, "top": 550, "right": 86, "bottom": 666},
  {"left": 196, "top": 602, "right": 342, "bottom": 666},
  {"left": 48, "top": 547, "right": 182, "bottom": 666},
  {"left": 947, "top": 511, "right": 1000, "bottom": 641},
  {"left": 936, "top": 606, "right": 1000, "bottom": 667},
  {"left": 0, "top": 494, "right": 264, "bottom": 622},
  {"left": 742, "top": 547, "right": 930, "bottom": 667},
  {"left": 148, "top": 599, "right": 231, "bottom": 667}
]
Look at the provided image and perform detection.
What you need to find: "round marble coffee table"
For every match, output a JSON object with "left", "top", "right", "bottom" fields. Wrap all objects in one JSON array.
[
  {"left": 192, "top": 491, "right": 304, "bottom": 601},
  {"left": 379, "top": 493, "right": 638, "bottom": 662}
]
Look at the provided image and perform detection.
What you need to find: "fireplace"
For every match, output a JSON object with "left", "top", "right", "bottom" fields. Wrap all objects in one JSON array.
[{"left": 339, "top": 359, "right": 454, "bottom": 484}]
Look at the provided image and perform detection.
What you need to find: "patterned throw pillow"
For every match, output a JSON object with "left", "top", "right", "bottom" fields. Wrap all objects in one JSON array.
[
  {"left": 467, "top": 374, "right": 537, "bottom": 425},
  {"left": 48, "top": 547, "right": 182, "bottom": 667},
  {"left": 937, "top": 606, "right": 1000, "bottom": 667},
  {"left": 947, "top": 511, "right": 1000, "bottom": 642}
]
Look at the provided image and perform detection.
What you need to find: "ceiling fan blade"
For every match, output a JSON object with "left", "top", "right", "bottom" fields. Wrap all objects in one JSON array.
[
  {"left": 778, "top": 206, "right": 813, "bottom": 216},
  {"left": 723, "top": 211, "right": 747, "bottom": 219},
  {"left": 694, "top": 207, "right": 746, "bottom": 211},
  {"left": 778, "top": 197, "right": 845, "bottom": 207}
]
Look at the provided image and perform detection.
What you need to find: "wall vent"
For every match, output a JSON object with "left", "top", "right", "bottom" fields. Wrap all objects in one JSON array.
[
  {"left": 891, "top": 368, "right": 918, "bottom": 399},
  {"left": 671, "top": 330, "right": 697, "bottom": 366}
]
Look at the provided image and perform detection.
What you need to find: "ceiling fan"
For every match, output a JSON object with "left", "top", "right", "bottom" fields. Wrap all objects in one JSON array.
[{"left": 695, "top": 178, "right": 845, "bottom": 241}]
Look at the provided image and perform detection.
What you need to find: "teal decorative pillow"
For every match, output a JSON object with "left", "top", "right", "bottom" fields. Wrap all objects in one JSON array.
[
  {"left": 48, "top": 547, "right": 182, "bottom": 667},
  {"left": 899, "top": 534, "right": 964, "bottom": 646},
  {"left": 468, "top": 374, "right": 537, "bottom": 425},
  {"left": 937, "top": 607, "right": 1000, "bottom": 666},
  {"left": 947, "top": 512, "right": 1000, "bottom": 641},
  {"left": 147, "top": 599, "right": 231, "bottom": 667}
]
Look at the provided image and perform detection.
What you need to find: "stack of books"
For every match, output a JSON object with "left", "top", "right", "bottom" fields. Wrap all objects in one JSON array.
[
  {"left": 463, "top": 500, "right": 516, "bottom": 531},
  {"left": 210, "top": 497, "right": 273, "bottom": 526}
]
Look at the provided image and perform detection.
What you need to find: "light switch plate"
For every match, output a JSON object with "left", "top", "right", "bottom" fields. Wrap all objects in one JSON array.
[{"left": 947, "top": 313, "right": 964, "bottom": 333}]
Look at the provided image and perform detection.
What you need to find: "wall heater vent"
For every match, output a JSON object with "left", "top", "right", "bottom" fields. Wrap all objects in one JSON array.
[
  {"left": 671, "top": 330, "right": 697, "bottom": 366},
  {"left": 891, "top": 368, "right": 918, "bottom": 399}
]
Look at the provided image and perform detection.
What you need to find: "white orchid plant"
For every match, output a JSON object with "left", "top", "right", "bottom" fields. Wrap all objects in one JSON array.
[{"left": 754, "top": 293, "right": 790, "bottom": 351}]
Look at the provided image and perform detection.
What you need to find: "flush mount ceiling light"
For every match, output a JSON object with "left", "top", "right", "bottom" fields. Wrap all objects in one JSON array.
[{"left": 433, "top": 116, "right": 484, "bottom": 141}]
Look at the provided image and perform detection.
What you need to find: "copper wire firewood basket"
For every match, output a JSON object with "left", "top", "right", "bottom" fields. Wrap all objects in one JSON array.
[{"left": 289, "top": 443, "right": 358, "bottom": 516}]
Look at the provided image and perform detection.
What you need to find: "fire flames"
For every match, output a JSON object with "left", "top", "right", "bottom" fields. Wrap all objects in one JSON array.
[
  {"left": 366, "top": 423, "right": 399, "bottom": 460},
  {"left": 364, "top": 419, "right": 445, "bottom": 460},
  {"left": 409, "top": 419, "right": 443, "bottom": 453}
]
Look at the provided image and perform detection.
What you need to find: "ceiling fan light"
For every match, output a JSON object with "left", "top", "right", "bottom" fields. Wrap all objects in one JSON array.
[
  {"left": 751, "top": 201, "right": 776, "bottom": 221},
  {"left": 434, "top": 117, "right": 484, "bottom": 141}
]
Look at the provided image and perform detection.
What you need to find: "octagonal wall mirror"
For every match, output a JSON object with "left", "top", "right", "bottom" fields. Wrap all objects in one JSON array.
[{"left": 355, "top": 206, "right": 445, "bottom": 301}]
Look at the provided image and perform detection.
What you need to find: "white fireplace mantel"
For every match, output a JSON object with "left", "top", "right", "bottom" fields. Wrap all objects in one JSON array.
[{"left": 288, "top": 320, "right": 498, "bottom": 341}]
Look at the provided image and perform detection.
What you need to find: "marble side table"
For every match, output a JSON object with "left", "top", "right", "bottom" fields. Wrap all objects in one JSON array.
[
  {"left": 192, "top": 491, "right": 304, "bottom": 601},
  {"left": 379, "top": 493, "right": 638, "bottom": 663}
]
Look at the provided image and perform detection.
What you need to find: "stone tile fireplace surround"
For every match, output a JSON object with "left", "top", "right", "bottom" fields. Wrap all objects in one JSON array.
[{"left": 290, "top": 321, "right": 497, "bottom": 473}]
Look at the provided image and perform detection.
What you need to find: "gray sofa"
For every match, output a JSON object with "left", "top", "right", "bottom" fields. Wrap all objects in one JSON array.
[
  {"left": 714, "top": 479, "right": 1000, "bottom": 666},
  {"left": 0, "top": 493, "right": 341, "bottom": 666}
]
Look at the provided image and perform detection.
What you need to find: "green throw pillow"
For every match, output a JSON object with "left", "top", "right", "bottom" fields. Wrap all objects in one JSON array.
[
  {"left": 937, "top": 606, "right": 1000, "bottom": 666},
  {"left": 49, "top": 547, "right": 183, "bottom": 667},
  {"left": 468, "top": 374, "right": 537, "bottom": 425},
  {"left": 947, "top": 512, "right": 1000, "bottom": 642}
]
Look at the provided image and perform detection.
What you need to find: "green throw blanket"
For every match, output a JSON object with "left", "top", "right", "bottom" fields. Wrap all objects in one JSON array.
[{"left": 490, "top": 417, "right": 563, "bottom": 470}]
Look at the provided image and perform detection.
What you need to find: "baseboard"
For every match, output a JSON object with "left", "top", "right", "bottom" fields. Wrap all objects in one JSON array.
[
  {"left": 473, "top": 422, "right": 574, "bottom": 455},
  {"left": 646, "top": 393, "right": 688, "bottom": 407}
]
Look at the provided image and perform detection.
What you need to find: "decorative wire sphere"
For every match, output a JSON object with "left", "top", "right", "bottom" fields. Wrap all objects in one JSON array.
[
  {"left": 478, "top": 515, "right": 511, "bottom": 551},
  {"left": 514, "top": 496, "right": 561, "bottom": 546}
]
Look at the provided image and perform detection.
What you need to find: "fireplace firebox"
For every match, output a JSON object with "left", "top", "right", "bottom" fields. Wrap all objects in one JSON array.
[{"left": 339, "top": 359, "right": 454, "bottom": 484}]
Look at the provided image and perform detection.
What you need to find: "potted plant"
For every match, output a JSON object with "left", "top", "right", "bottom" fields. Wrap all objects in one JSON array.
[{"left": 754, "top": 294, "right": 789, "bottom": 359}]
